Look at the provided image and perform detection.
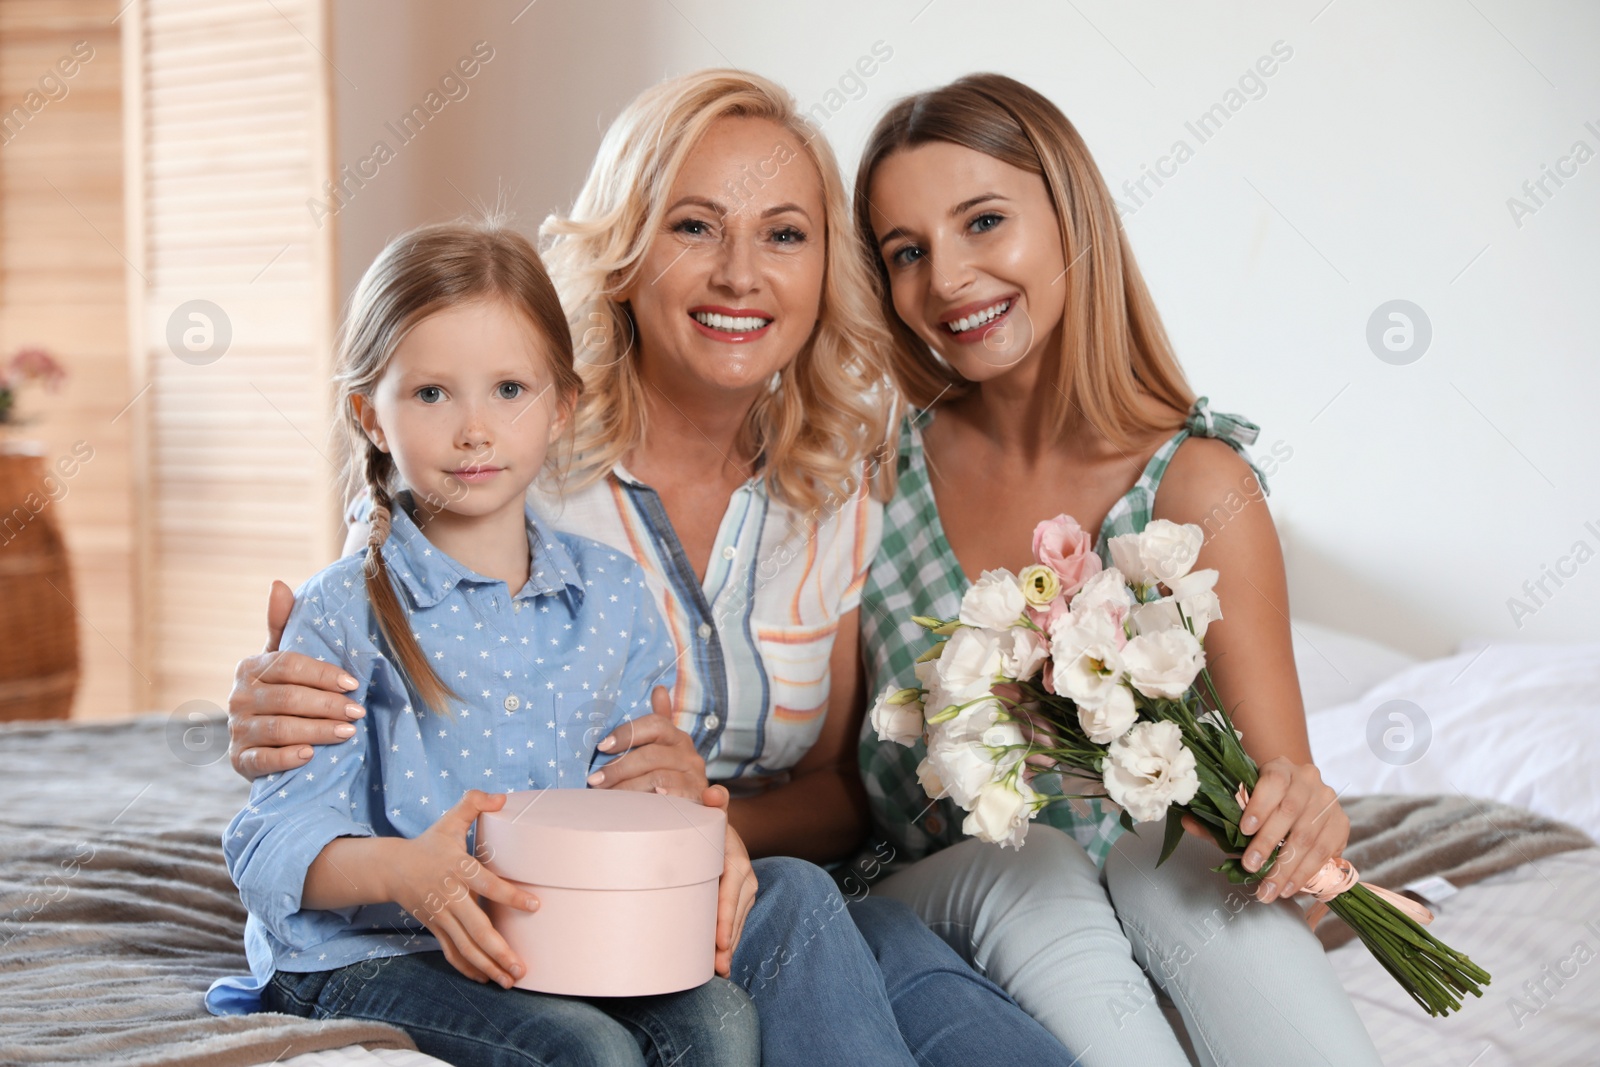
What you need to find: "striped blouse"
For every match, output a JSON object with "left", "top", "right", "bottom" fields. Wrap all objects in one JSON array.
[{"left": 529, "top": 463, "right": 880, "bottom": 783}]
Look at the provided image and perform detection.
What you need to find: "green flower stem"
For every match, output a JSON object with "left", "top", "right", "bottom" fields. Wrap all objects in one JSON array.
[
  {"left": 914, "top": 628, "right": 1489, "bottom": 1016},
  {"left": 1000, "top": 669, "right": 1488, "bottom": 1016}
]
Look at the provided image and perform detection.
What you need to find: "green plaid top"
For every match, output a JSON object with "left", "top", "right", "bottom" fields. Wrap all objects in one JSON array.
[{"left": 857, "top": 396, "right": 1267, "bottom": 867}]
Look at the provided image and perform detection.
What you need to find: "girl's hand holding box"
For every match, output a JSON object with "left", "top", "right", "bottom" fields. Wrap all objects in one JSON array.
[{"left": 383, "top": 789, "right": 540, "bottom": 988}]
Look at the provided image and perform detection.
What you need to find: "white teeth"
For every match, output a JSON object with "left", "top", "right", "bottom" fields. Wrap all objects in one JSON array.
[
  {"left": 693, "top": 312, "right": 772, "bottom": 333},
  {"left": 948, "top": 300, "right": 1011, "bottom": 333}
]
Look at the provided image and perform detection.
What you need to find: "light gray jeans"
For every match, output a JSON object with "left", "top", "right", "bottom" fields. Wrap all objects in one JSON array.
[{"left": 874, "top": 822, "right": 1384, "bottom": 1067}]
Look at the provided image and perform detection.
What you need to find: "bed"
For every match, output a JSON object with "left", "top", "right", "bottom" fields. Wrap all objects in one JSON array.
[
  {"left": 1296, "top": 624, "right": 1600, "bottom": 1066},
  {"left": 1, "top": 624, "right": 1595, "bottom": 1066}
]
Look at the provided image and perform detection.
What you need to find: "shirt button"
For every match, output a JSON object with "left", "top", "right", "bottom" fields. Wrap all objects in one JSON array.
[
  {"left": 721, "top": 545, "right": 736, "bottom": 560},
  {"left": 704, "top": 714, "right": 721, "bottom": 730},
  {"left": 514, "top": 602, "right": 522, "bottom": 613},
  {"left": 696, "top": 622, "right": 713, "bottom": 639},
  {"left": 504, "top": 695, "right": 521, "bottom": 712}
]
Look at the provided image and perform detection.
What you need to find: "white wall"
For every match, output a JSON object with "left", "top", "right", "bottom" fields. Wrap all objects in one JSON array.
[{"left": 331, "top": 0, "right": 1600, "bottom": 657}]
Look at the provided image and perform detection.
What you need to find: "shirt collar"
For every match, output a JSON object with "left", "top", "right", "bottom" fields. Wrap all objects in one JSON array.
[
  {"left": 611, "top": 457, "right": 767, "bottom": 494},
  {"left": 381, "top": 490, "right": 585, "bottom": 609}
]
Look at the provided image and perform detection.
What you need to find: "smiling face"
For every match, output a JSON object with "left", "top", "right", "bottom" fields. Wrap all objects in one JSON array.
[
  {"left": 353, "top": 298, "right": 572, "bottom": 522},
  {"left": 620, "top": 115, "right": 827, "bottom": 401},
  {"left": 867, "top": 140, "right": 1068, "bottom": 382}
]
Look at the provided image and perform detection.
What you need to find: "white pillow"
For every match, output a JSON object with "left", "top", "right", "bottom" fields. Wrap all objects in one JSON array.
[
  {"left": 1292, "top": 620, "right": 1418, "bottom": 715},
  {"left": 1306, "top": 642, "right": 1600, "bottom": 841}
]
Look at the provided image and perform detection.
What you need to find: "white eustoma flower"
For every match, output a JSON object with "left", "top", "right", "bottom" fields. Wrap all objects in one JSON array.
[
  {"left": 869, "top": 686, "right": 924, "bottom": 746},
  {"left": 1069, "top": 567, "right": 1134, "bottom": 630},
  {"left": 1169, "top": 569, "right": 1222, "bottom": 638},
  {"left": 936, "top": 626, "right": 1007, "bottom": 703},
  {"left": 1121, "top": 627, "right": 1206, "bottom": 699},
  {"left": 1048, "top": 610, "right": 1125, "bottom": 707},
  {"left": 1102, "top": 720, "right": 1200, "bottom": 823},
  {"left": 1107, "top": 533, "right": 1149, "bottom": 587},
  {"left": 980, "top": 720, "right": 1028, "bottom": 774},
  {"left": 959, "top": 568, "right": 1028, "bottom": 631},
  {"left": 1129, "top": 569, "right": 1223, "bottom": 640},
  {"left": 925, "top": 731, "right": 1002, "bottom": 809},
  {"left": 939, "top": 694, "right": 1006, "bottom": 743},
  {"left": 1128, "top": 597, "right": 1181, "bottom": 636},
  {"left": 916, "top": 755, "right": 947, "bottom": 799},
  {"left": 1140, "top": 520, "right": 1204, "bottom": 584},
  {"left": 1076, "top": 683, "right": 1138, "bottom": 743},
  {"left": 997, "top": 625, "right": 1050, "bottom": 681},
  {"left": 1109, "top": 520, "right": 1204, "bottom": 588},
  {"left": 962, "top": 776, "right": 1038, "bottom": 849},
  {"left": 914, "top": 658, "right": 955, "bottom": 721}
]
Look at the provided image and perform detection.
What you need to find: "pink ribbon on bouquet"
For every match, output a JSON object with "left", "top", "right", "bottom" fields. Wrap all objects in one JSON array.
[{"left": 1234, "top": 786, "right": 1434, "bottom": 931}]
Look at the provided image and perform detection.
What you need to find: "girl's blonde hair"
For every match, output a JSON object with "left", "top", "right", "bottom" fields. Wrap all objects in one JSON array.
[
  {"left": 854, "top": 73, "right": 1195, "bottom": 447},
  {"left": 333, "top": 220, "right": 582, "bottom": 715},
  {"left": 541, "top": 68, "right": 895, "bottom": 509}
]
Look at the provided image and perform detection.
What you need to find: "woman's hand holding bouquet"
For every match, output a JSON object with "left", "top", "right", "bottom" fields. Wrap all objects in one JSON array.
[{"left": 871, "top": 516, "right": 1490, "bottom": 1017}]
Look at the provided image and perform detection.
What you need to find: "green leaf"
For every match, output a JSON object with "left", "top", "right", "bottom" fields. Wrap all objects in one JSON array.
[{"left": 1157, "top": 810, "right": 1186, "bottom": 867}]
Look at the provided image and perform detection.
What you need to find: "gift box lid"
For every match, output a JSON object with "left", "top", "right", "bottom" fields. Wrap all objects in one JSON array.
[{"left": 477, "top": 788, "right": 725, "bottom": 891}]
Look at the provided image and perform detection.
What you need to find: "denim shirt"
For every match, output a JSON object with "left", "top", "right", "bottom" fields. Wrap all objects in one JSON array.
[{"left": 208, "top": 491, "right": 675, "bottom": 1012}]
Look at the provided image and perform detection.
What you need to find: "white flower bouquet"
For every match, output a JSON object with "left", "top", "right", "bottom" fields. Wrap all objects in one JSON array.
[{"left": 871, "top": 515, "right": 1489, "bottom": 1017}]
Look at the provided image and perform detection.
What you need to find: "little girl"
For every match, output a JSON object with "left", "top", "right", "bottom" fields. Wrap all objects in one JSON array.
[{"left": 221, "top": 220, "right": 759, "bottom": 1067}]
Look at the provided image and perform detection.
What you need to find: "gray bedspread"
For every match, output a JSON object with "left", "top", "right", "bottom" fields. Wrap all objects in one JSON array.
[
  {"left": 0, "top": 712, "right": 414, "bottom": 1067},
  {"left": 1319, "top": 792, "right": 1594, "bottom": 949},
  {"left": 2, "top": 712, "right": 1593, "bottom": 1064}
]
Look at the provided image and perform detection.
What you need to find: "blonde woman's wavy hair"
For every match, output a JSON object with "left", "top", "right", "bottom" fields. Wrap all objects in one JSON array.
[
  {"left": 541, "top": 69, "right": 896, "bottom": 510},
  {"left": 854, "top": 73, "right": 1195, "bottom": 447}
]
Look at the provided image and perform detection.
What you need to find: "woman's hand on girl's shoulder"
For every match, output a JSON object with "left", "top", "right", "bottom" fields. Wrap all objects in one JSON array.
[{"left": 228, "top": 579, "right": 368, "bottom": 780}]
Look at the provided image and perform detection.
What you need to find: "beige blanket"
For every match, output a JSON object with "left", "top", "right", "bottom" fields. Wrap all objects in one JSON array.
[{"left": 0, "top": 712, "right": 415, "bottom": 1067}]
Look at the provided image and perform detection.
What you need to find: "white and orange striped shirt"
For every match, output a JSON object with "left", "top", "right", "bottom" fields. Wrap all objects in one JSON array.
[{"left": 529, "top": 462, "right": 882, "bottom": 784}]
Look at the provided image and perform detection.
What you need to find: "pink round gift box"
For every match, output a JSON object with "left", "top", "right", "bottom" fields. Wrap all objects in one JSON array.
[{"left": 477, "top": 788, "right": 725, "bottom": 997}]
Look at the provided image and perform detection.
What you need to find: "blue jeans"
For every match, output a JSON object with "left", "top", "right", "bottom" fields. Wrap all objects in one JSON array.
[
  {"left": 263, "top": 856, "right": 1079, "bottom": 1066},
  {"left": 732, "top": 857, "right": 1079, "bottom": 1067},
  {"left": 847, "top": 895, "right": 1085, "bottom": 1065},
  {"left": 262, "top": 950, "right": 757, "bottom": 1067},
  {"left": 876, "top": 824, "right": 1383, "bottom": 1067}
]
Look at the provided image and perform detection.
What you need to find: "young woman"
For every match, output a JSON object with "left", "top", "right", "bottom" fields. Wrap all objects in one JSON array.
[
  {"left": 216, "top": 71, "right": 1077, "bottom": 1067},
  {"left": 850, "top": 73, "right": 1383, "bottom": 1066}
]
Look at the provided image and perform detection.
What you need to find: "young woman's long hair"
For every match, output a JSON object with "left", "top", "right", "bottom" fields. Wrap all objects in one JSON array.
[
  {"left": 854, "top": 73, "right": 1194, "bottom": 447},
  {"left": 542, "top": 68, "right": 896, "bottom": 509},
  {"left": 333, "top": 220, "right": 582, "bottom": 715}
]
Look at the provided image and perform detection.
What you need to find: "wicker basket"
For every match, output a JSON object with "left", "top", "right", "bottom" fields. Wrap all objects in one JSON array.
[{"left": 0, "top": 442, "right": 81, "bottom": 720}]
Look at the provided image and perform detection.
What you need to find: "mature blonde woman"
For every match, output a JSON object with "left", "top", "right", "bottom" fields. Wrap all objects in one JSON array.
[{"left": 220, "top": 71, "right": 1076, "bottom": 1067}]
